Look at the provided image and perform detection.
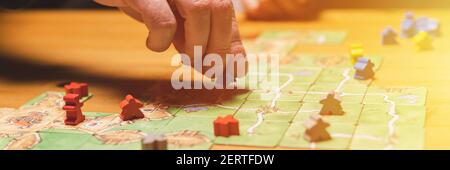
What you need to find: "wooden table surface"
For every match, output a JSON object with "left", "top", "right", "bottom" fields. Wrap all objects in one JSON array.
[{"left": 0, "top": 9, "right": 450, "bottom": 149}]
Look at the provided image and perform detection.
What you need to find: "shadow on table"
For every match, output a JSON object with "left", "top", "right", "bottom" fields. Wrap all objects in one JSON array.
[{"left": 0, "top": 53, "right": 249, "bottom": 106}]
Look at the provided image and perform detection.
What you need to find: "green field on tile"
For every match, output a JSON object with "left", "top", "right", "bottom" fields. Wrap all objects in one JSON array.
[
  {"left": 247, "top": 90, "right": 305, "bottom": 102},
  {"left": 235, "top": 108, "right": 297, "bottom": 123},
  {"left": 364, "top": 87, "right": 427, "bottom": 105},
  {"left": 0, "top": 136, "right": 13, "bottom": 149},
  {"left": 176, "top": 105, "right": 239, "bottom": 118},
  {"left": 293, "top": 103, "right": 363, "bottom": 124},
  {"left": 214, "top": 121, "right": 289, "bottom": 147},
  {"left": 239, "top": 100, "right": 302, "bottom": 113},
  {"left": 303, "top": 83, "right": 367, "bottom": 103},
  {"left": 358, "top": 104, "right": 426, "bottom": 126},
  {"left": 278, "top": 67, "right": 323, "bottom": 83},
  {"left": 33, "top": 132, "right": 92, "bottom": 150},
  {"left": 107, "top": 119, "right": 172, "bottom": 133},
  {"left": 280, "top": 122, "right": 355, "bottom": 149},
  {"left": 349, "top": 124, "right": 424, "bottom": 150},
  {"left": 41, "top": 128, "right": 90, "bottom": 134}
]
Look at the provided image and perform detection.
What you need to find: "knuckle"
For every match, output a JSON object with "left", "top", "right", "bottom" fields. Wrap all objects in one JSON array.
[
  {"left": 186, "top": 0, "right": 211, "bottom": 15},
  {"left": 212, "top": 0, "right": 233, "bottom": 12}
]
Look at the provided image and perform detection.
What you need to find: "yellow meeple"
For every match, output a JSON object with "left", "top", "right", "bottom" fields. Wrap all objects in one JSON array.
[
  {"left": 349, "top": 43, "right": 364, "bottom": 64},
  {"left": 413, "top": 31, "right": 433, "bottom": 51}
]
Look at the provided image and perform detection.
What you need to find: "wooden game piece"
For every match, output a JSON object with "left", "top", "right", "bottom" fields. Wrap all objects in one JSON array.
[
  {"left": 213, "top": 114, "right": 240, "bottom": 137},
  {"left": 349, "top": 43, "right": 364, "bottom": 65},
  {"left": 303, "top": 115, "right": 331, "bottom": 143},
  {"left": 64, "top": 83, "right": 81, "bottom": 96},
  {"left": 381, "top": 26, "right": 398, "bottom": 45},
  {"left": 428, "top": 19, "right": 441, "bottom": 36},
  {"left": 353, "top": 57, "right": 375, "bottom": 80},
  {"left": 119, "top": 95, "right": 145, "bottom": 121},
  {"left": 401, "top": 12, "right": 417, "bottom": 38},
  {"left": 78, "top": 83, "right": 89, "bottom": 98},
  {"left": 406, "top": 14, "right": 441, "bottom": 37},
  {"left": 63, "top": 94, "right": 83, "bottom": 109},
  {"left": 427, "top": 18, "right": 441, "bottom": 37},
  {"left": 225, "top": 115, "right": 240, "bottom": 136},
  {"left": 214, "top": 117, "right": 230, "bottom": 137},
  {"left": 413, "top": 31, "right": 433, "bottom": 51},
  {"left": 63, "top": 94, "right": 85, "bottom": 125},
  {"left": 416, "top": 17, "right": 430, "bottom": 33},
  {"left": 319, "top": 93, "right": 345, "bottom": 116},
  {"left": 64, "top": 82, "right": 89, "bottom": 98},
  {"left": 141, "top": 133, "right": 167, "bottom": 150},
  {"left": 154, "top": 136, "right": 168, "bottom": 150}
]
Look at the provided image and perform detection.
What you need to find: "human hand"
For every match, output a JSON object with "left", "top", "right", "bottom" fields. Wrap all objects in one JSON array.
[
  {"left": 94, "top": 0, "right": 246, "bottom": 73},
  {"left": 241, "top": 0, "right": 318, "bottom": 20}
]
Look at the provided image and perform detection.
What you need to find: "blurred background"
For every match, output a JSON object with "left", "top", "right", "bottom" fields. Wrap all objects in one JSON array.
[{"left": 1, "top": 0, "right": 450, "bottom": 10}]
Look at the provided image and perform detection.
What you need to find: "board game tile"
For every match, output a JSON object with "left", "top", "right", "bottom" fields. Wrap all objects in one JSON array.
[
  {"left": 43, "top": 112, "right": 117, "bottom": 134},
  {"left": 283, "top": 54, "right": 350, "bottom": 68},
  {"left": 257, "top": 69, "right": 319, "bottom": 89},
  {"left": 214, "top": 120, "right": 289, "bottom": 147},
  {"left": 283, "top": 82, "right": 312, "bottom": 92},
  {"left": 78, "top": 136, "right": 141, "bottom": 150},
  {"left": 0, "top": 136, "right": 14, "bottom": 149},
  {"left": 219, "top": 99, "right": 246, "bottom": 108},
  {"left": 239, "top": 100, "right": 302, "bottom": 113},
  {"left": 234, "top": 110, "right": 296, "bottom": 123},
  {"left": 256, "top": 31, "right": 300, "bottom": 42},
  {"left": 302, "top": 83, "right": 337, "bottom": 102},
  {"left": 279, "top": 122, "right": 355, "bottom": 150},
  {"left": 239, "top": 100, "right": 271, "bottom": 110},
  {"left": 40, "top": 128, "right": 89, "bottom": 134},
  {"left": 349, "top": 124, "right": 424, "bottom": 150},
  {"left": 0, "top": 108, "right": 64, "bottom": 135},
  {"left": 247, "top": 90, "right": 306, "bottom": 102},
  {"left": 276, "top": 101, "right": 303, "bottom": 112},
  {"left": 358, "top": 104, "right": 426, "bottom": 127},
  {"left": 106, "top": 118, "right": 173, "bottom": 133},
  {"left": 165, "top": 106, "right": 182, "bottom": 115},
  {"left": 293, "top": 103, "right": 363, "bottom": 124},
  {"left": 254, "top": 31, "right": 299, "bottom": 57},
  {"left": 20, "top": 92, "right": 92, "bottom": 108},
  {"left": 154, "top": 116, "right": 216, "bottom": 150},
  {"left": 364, "top": 87, "right": 427, "bottom": 106},
  {"left": 298, "top": 31, "right": 347, "bottom": 45},
  {"left": 278, "top": 66, "right": 322, "bottom": 84},
  {"left": 32, "top": 131, "right": 92, "bottom": 150},
  {"left": 315, "top": 68, "right": 364, "bottom": 84},
  {"left": 234, "top": 102, "right": 300, "bottom": 123},
  {"left": 176, "top": 105, "right": 240, "bottom": 118},
  {"left": 339, "top": 84, "right": 368, "bottom": 103},
  {"left": 234, "top": 73, "right": 264, "bottom": 90},
  {"left": 303, "top": 83, "right": 367, "bottom": 103}
]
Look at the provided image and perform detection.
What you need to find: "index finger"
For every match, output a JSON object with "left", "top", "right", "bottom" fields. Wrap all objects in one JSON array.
[{"left": 125, "top": 0, "right": 178, "bottom": 52}]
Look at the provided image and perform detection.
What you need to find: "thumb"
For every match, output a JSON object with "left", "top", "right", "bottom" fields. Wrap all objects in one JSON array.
[{"left": 93, "top": 0, "right": 127, "bottom": 7}]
